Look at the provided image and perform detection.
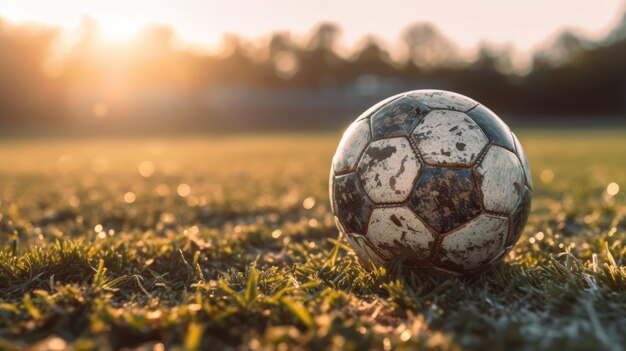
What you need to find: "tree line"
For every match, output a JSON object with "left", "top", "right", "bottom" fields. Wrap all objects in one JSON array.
[{"left": 1, "top": 13, "right": 626, "bottom": 129}]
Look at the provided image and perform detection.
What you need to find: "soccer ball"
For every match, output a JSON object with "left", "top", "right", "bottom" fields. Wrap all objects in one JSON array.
[{"left": 329, "top": 90, "right": 532, "bottom": 274}]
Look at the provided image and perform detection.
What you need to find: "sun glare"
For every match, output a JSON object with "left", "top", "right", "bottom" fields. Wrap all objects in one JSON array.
[{"left": 97, "top": 17, "right": 145, "bottom": 41}]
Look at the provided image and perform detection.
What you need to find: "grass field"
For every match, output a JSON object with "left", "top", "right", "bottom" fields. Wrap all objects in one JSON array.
[{"left": 0, "top": 131, "right": 625, "bottom": 350}]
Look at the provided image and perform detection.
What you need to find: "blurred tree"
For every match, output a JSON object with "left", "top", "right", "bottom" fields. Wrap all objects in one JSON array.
[
  {"left": 0, "top": 19, "right": 65, "bottom": 126},
  {"left": 292, "top": 23, "right": 344, "bottom": 87},
  {"left": 402, "top": 23, "right": 458, "bottom": 68}
]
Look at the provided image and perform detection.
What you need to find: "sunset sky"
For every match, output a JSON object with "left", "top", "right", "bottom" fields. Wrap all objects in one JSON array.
[{"left": 1, "top": 0, "right": 625, "bottom": 55}]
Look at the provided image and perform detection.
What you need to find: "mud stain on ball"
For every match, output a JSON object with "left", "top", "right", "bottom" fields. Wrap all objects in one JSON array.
[
  {"left": 408, "top": 90, "right": 478, "bottom": 112},
  {"left": 412, "top": 110, "right": 488, "bottom": 165},
  {"left": 438, "top": 214, "right": 508, "bottom": 270},
  {"left": 410, "top": 166, "right": 481, "bottom": 233},
  {"left": 370, "top": 96, "right": 430, "bottom": 138},
  {"left": 358, "top": 137, "right": 421, "bottom": 203},
  {"left": 367, "top": 206, "right": 434, "bottom": 261},
  {"left": 333, "top": 173, "right": 374, "bottom": 234},
  {"left": 476, "top": 146, "right": 525, "bottom": 213}
]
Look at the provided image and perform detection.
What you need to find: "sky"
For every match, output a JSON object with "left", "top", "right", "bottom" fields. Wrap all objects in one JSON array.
[{"left": 1, "top": 0, "right": 625, "bottom": 55}]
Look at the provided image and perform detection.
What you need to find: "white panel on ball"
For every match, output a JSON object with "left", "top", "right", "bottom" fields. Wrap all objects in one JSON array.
[
  {"left": 332, "top": 119, "right": 371, "bottom": 174},
  {"left": 367, "top": 206, "right": 434, "bottom": 260},
  {"left": 408, "top": 90, "right": 478, "bottom": 112},
  {"left": 357, "top": 137, "right": 421, "bottom": 203},
  {"left": 440, "top": 214, "right": 508, "bottom": 269},
  {"left": 412, "top": 110, "right": 488, "bottom": 165},
  {"left": 476, "top": 146, "right": 525, "bottom": 213}
]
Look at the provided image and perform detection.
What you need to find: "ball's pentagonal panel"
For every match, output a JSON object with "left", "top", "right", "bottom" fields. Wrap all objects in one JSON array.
[
  {"left": 507, "top": 186, "right": 532, "bottom": 247},
  {"left": 410, "top": 166, "right": 481, "bottom": 233},
  {"left": 356, "top": 93, "right": 405, "bottom": 121},
  {"left": 439, "top": 214, "right": 508, "bottom": 270},
  {"left": 333, "top": 173, "right": 374, "bottom": 234},
  {"left": 466, "top": 104, "right": 515, "bottom": 151},
  {"left": 370, "top": 96, "right": 430, "bottom": 138},
  {"left": 512, "top": 132, "right": 533, "bottom": 190},
  {"left": 367, "top": 206, "right": 434, "bottom": 260},
  {"left": 476, "top": 146, "right": 525, "bottom": 213},
  {"left": 357, "top": 137, "right": 421, "bottom": 203},
  {"left": 332, "top": 119, "right": 371, "bottom": 174},
  {"left": 408, "top": 90, "right": 478, "bottom": 112},
  {"left": 412, "top": 110, "right": 488, "bottom": 165}
]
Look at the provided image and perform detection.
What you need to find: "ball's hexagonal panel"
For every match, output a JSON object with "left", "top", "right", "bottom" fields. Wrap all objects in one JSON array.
[
  {"left": 366, "top": 206, "right": 434, "bottom": 260},
  {"left": 356, "top": 93, "right": 405, "bottom": 121},
  {"left": 333, "top": 172, "right": 374, "bottom": 234},
  {"left": 408, "top": 90, "right": 478, "bottom": 112},
  {"left": 439, "top": 214, "right": 508, "bottom": 270},
  {"left": 466, "top": 104, "right": 515, "bottom": 151},
  {"left": 332, "top": 119, "right": 371, "bottom": 174},
  {"left": 507, "top": 186, "right": 532, "bottom": 247},
  {"left": 357, "top": 137, "right": 421, "bottom": 203},
  {"left": 512, "top": 132, "right": 533, "bottom": 190},
  {"left": 410, "top": 166, "right": 481, "bottom": 233},
  {"left": 412, "top": 110, "right": 488, "bottom": 165},
  {"left": 476, "top": 146, "right": 525, "bottom": 213},
  {"left": 370, "top": 96, "right": 431, "bottom": 139}
]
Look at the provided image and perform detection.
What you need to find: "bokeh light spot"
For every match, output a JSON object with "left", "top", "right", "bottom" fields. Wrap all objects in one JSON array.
[
  {"left": 177, "top": 183, "right": 191, "bottom": 197},
  {"left": 540, "top": 169, "right": 554, "bottom": 184},
  {"left": 124, "top": 191, "right": 136, "bottom": 203},
  {"left": 607, "top": 182, "right": 619, "bottom": 196},
  {"left": 302, "top": 196, "right": 316, "bottom": 209},
  {"left": 139, "top": 161, "right": 155, "bottom": 177}
]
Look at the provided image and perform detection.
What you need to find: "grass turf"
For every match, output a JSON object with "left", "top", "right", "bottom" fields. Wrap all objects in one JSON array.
[{"left": 0, "top": 131, "right": 625, "bottom": 350}]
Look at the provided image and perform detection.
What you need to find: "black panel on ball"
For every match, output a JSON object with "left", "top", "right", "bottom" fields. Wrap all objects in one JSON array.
[
  {"left": 465, "top": 104, "right": 515, "bottom": 152},
  {"left": 333, "top": 172, "right": 374, "bottom": 234},
  {"left": 370, "top": 96, "right": 431, "bottom": 139},
  {"left": 410, "top": 166, "right": 482, "bottom": 233}
]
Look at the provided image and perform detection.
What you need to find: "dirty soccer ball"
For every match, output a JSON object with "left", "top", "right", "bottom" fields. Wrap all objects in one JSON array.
[{"left": 329, "top": 90, "right": 532, "bottom": 274}]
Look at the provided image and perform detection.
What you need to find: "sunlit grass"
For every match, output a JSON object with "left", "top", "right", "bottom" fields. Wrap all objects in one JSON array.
[{"left": 0, "top": 130, "right": 625, "bottom": 350}]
